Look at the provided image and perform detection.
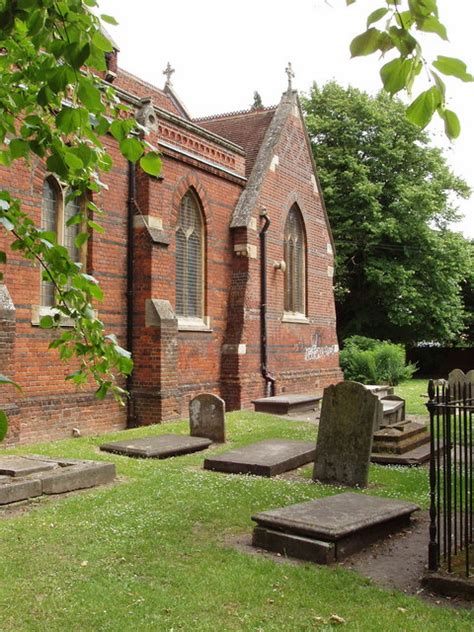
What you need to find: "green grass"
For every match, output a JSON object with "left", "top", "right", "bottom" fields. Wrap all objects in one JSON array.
[
  {"left": 395, "top": 379, "right": 429, "bottom": 415},
  {"left": 0, "top": 411, "right": 471, "bottom": 631}
]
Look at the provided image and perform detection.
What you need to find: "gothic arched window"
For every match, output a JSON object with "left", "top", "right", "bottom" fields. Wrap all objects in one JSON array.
[
  {"left": 176, "top": 190, "right": 204, "bottom": 319},
  {"left": 40, "top": 177, "right": 84, "bottom": 306},
  {"left": 284, "top": 205, "right": 306, "bottom": 315}
]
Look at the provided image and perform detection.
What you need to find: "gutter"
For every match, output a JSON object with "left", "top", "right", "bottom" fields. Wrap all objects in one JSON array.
[
  {"left": 259, "top": 208, "right": 276, "bottom": 397},
  {"left": 126, "top": 160, "right": 137, "bottom": 427}
]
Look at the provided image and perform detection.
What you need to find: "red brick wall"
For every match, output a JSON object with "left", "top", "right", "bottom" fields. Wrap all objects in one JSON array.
[{"left": 0, "top": 77, "right": 341, "bottom": 444}]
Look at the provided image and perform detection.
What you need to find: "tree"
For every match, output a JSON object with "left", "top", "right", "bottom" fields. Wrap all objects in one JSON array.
[
  {"left": 346, "top": 0, "right": 474, "bottom": 138},
  {"left": 0, "top": 0, "right": 162, "bottom": 434},
  {"left": 303, "top": 81, "right": 471, "bottom": 345}
]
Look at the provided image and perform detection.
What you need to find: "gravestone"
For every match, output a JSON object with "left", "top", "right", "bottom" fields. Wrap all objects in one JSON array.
[
  {"left": 313, "top": 381, "right": 381, "bottom": 487},
  {"left": 189, "top": 393, "right": 225, "bottom": 443}
]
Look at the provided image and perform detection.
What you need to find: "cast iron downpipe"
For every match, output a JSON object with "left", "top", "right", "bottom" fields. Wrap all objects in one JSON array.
[
  {"left": 259, "top": 209, "right": 276, "bottom": 397},
  {"left": 126, "top": 160, "right": 136, "bottom": 427}
]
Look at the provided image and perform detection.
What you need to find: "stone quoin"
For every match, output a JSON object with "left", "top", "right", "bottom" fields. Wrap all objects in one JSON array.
[{"left": 0, "top": 46, "right": 342, "bottom": 445}]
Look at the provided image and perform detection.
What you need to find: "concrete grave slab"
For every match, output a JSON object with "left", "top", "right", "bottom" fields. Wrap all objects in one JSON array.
[
  {"left": 252, "top": 492, "right": 419, "bottom": 563},
  {"left": 203, "top": 439, "right": 315, "bottom": 477},
  {"left": 0, "top": 456, "right": 57, "bottom": 477},
  {"left": 252, "top": 394, "right": 322, "bottom": 415},
  {"left": 189, "top": 393, "right": 226, "bottom": 443},
  {"left": 0, "top": 457, "right": 116, "bottom": 505},
  {"left": 100, "top": 434, "right": 211, "bottom": 459}
]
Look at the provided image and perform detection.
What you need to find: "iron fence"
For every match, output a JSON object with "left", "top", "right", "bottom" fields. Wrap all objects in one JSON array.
[{"left": 427, "top": 379, "right": 473, "bottom": 578}]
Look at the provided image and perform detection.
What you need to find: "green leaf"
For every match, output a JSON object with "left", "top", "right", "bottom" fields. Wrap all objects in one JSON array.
[
  {"left": 95, "top": 382, "right": 110, "bottom": 400},
  {"left": 0, "top": 216, "right": 14, "bottom": 231},
  {"left": 406, "top": 86, "right": 442, "bottom": 128},
  {"left": 0, "top": 374, "right": 21, "bottom": 390},
  {"left": 440, "top": 109, "right": 461, "bottom": 140},
  {"left": 75, "top": 232, "right": 89, "bottom": 248},
  {"left": 101, "top": 14, "right": 119, "bottom": 25},
  {"left": 120, "top": 137, "right": 144, "bottom": 163},
  {"left": 380, "top": 58, "right": 414, "bottom": 95},
  {"left": 9, "top": 138, "right": 29, "bottom": 159},
  {"left": 78, "top": 79, "right": 104, "bottom": 111},
  {"left": 87, "top": 220, "right": 105, "bottom": 234},
  {"left": 350, "top": 28, "right": 382, "bottom": 57},
  {"left": 417, "top": 16, "right": 448, "bottom": 40},
  {"left": 0, "top": 251, "right": 6, "bottom": 264},
  {"left": 0, "top": 410, "right": 7, "bottom": 442},
  {"left": 92, "top": 29, "right": 113, "bottom": 53},
  {"left": 140, "top": 152, "right": 162, "bottom": 177},
  {"left": 433, "top": 56, "right": 474, "bottom": 82},
  {"left": 367, "top": 7, "right": 389, "bottom": 28},
  {"left": 56, "top": 107, "right": 80, "bottom": 135},
  {"left": 39, "top": 315, "right": 55, "bottom": 329}
]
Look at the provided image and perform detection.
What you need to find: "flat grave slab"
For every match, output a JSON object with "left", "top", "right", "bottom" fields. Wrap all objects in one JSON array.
[
  {"left": 252, "top": 394, "right": 322, "bottom": 415},
  {"left": 100, "top": 434, "right": 212, "bottom": 459},
  {"left": 0, "top": 456, "right": 116, "bottom": 505},
  {"left": 203, "top": 439, "right": 315, "bottom": 477},
  {"left": 0, "top": 456, "right": 57, "bottom": 477},
  {"left": 252, "top": 492, "right": 419, "bottom": 563}
]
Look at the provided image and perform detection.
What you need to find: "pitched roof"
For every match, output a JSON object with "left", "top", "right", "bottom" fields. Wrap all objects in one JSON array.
[
  {"left": 195, "top": 107, "right": 276, "bottom": 177},
  {"left": 115, "top": 69, "right": 190, "bottom": 118}
]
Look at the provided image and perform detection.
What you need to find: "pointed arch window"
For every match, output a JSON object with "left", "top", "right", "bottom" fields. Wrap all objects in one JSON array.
[
  {"left": 284, "top": 205, "right": 306, "bottom": 316},
  {"left": 175, "top": 190, "right": 204, "bottom": 321},
  {"left": 40, "top": 177, "right": 85, "bottom": 307}
]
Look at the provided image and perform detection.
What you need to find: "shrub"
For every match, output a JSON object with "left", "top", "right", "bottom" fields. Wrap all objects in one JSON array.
[{"left": 340, "top": 336, "right": 416, "bottom": 385}]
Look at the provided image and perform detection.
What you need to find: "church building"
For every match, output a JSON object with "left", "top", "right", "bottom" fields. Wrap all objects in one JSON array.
[{"left": 0, "top": 49, "right": 342, "bottom": 445}]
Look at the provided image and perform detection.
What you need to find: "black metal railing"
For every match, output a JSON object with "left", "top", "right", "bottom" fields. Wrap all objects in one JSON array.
[{"left": 427, "top": 379, "right": 473, "bottom": 578}]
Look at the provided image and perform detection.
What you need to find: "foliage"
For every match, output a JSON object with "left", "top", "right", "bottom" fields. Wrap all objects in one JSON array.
[
  {"left": 0, "top": 1, "right": 162, "bottom": 436},
  {"left": 340, "top": 336, "right": 417, "bottom": 385},
  {"left": 1, "top": 415, "right": 472, "bottom": 630},
  {"left": 303, "top": 82, "right": 472, "bottom": 345},
  {"left": 346, "top": 0, "right": 474, "bottom": 138}
]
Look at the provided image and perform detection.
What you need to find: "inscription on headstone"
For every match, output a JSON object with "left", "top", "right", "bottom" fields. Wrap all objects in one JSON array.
[
  {"left": 313, "top": 381, "right": 381, "bottom": 488},
  {"left": 189, "top": 393, "right": 226, "bottom": 443}
]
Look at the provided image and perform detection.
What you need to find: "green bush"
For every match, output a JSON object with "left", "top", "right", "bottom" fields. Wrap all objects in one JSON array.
[{"left": 340, "top": 336, "right": 416, "bottom": 385}]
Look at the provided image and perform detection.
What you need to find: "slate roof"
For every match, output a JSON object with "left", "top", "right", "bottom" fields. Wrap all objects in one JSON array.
[{"left": 195, "top": 108, "right": 277, "bottom": 178}]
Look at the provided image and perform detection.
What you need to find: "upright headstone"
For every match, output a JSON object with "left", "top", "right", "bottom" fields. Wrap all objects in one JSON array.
[
  {"left": 313, "top": 381, "right": 381, "bottom": 488},
  {"left": 448, "top": 369, "right": 467, "bottom": 401},
  {"left": 189, "top": 393, "right": 226, "bottom": 443}
]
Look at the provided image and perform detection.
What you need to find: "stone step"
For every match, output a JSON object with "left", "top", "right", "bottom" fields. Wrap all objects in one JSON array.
[
  {"left": 252, "top": 492, "right": 419, "bottom": 563},
  {"left": 372, "top": 433, "right": 430, "bottom": 454},
  {"left": 252, "top": 393, "right": 322, "bottom": 415}
]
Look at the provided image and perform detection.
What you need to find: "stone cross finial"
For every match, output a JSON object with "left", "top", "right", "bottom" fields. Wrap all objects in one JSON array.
[
  {"left": 285, "top": 62, "right": 295, "bottom": 91},
  {"left": 163, "top": 62, "right": 175, "bottom": 88}
]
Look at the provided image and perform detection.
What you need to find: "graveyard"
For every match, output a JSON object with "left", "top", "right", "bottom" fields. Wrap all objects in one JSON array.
[{"left": 0, "top": 381, "right": 472, "bottom": 631}]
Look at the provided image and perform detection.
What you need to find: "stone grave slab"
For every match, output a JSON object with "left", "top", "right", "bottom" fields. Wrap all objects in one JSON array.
[
  {"left": 100, "top": 434, "right": 211, "bottom": 459},
  {"left": 189, "top": 393, "right": 226, "bottom": 443},
  {"left": 313, "top": 381, "right": 381, "bottom": 487},
  {"left": 203, "top": 439, "right": 315, "bottom": 477},
  {"left": 252, "top": 492, "right": 419, "bottom": 563},
  {"left": 0, "top": 456, "right": 57, "bottom": 477},
  {"left": 0, "top": 457, "right": 116, "bottom": 505},
  {"left": 252, "top": 394, "right": 322, "bottom": 415}
]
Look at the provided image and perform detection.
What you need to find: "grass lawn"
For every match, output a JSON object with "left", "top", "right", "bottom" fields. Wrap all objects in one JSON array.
[
  {"left": 0, "top": 409, "right": 471, "bottom": 631},
  {"left": 395, "top": 379, "right": 429, "bottom": 415}
]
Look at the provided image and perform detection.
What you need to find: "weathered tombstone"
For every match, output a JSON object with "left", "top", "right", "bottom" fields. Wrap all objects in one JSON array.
[
  {"left": 448, "top": 369, "right": 467, "bottom": 401},
  {"left": 189, "top": 393, "right": 226, "bottom": 443},
  {"left": 313, "top": 381, "right": 381, "bottom": 487}
]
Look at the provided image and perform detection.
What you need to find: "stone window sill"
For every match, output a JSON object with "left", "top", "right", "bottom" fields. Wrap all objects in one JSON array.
[
  {"left": 31, "top": 305, "right": 75, "bottom": 328},
  {"left": 178, "top": 316, "right": 212, "bottom": 332},
  {"left": 282, "top": 312, "right": 310, "bottom": 325}
]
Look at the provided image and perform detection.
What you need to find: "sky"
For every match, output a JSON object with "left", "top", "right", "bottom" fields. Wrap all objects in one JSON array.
[{"left": 97, "top": 0, "right": 473, "bottom": 238}]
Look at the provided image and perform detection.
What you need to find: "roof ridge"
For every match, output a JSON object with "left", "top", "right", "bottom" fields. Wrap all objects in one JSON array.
[
  {"left": 117, "top": 67, "right": 168, "bottom": 98},
  {"left": 194, "top": 105, "right": 277, "bottom": 123}
]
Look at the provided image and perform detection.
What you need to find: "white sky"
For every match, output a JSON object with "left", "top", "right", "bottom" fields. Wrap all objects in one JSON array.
[{"left": 97, "top": 0, "right": 473, "bottom": 238}]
